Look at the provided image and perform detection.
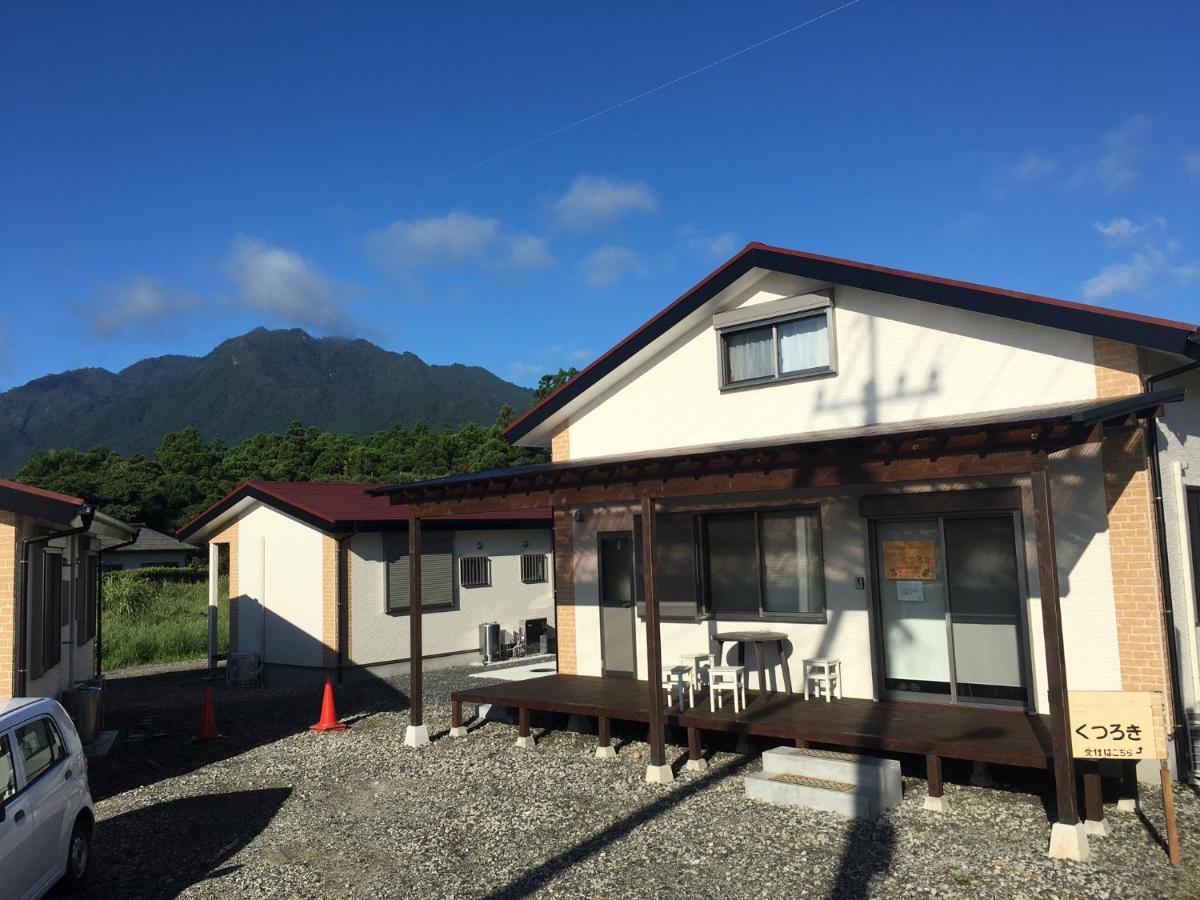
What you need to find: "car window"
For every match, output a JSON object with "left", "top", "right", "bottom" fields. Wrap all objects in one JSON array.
[
  {"left": 15, "top": 717, "right": 64, "bottom": 785},
  {"left": 0, "top": 734, "right": 15, "bottom": 801}
]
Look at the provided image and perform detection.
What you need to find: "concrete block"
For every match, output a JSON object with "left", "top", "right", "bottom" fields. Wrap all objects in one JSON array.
[
  {"left": 746, "top": 772, "right": 875, "bottom": 819},
  {"left": 1084, "top": 818, "right": 1112, "bottom": 837},
  {"left": 762, "top": 747, "right": 902, "bottom": 810},
  {"left": 449, "top": 726, "right": 468, "bottom": 738},
  {"left": 684, "top": 758, "right": 709, "bottom": 773},
  {"left": 404, "top": 724, "right": 430, "bottom": 748},
  {"left": 1047, "top": 822, "right": 1091, "bottom": 862},
  {"left": 645, "top": 764, "right": 674, "bottom": 784},
  {"left": 1116, "top": 797, "right": 1139, "bottom": 813},
  {"left": 922, "top": 794, "right": 950, "bottom": 813},
  {"left": 594, "top": 745, "right": 617, "bottom": 760},
  {"left": 515, "top": 735, "right": 536, "bottom": 750}
]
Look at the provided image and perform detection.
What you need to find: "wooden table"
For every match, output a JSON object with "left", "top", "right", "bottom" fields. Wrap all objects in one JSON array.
[{"left": 712, "top": 630, "right": 792, "bottom": 698}]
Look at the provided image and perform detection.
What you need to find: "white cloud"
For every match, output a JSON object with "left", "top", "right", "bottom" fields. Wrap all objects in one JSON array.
[
  {"left": 1082, "top": 249, "right": 1165, "bottom": 301},
  {"left": 366, "top": 211, "right": 551, "bottom": 273},
  {"left": 1092, "top": 215, "right": 1166, "bottom": 245},
  {"left": 224, "top": 236, "right": 348, "bottom": 331},
  {"left": 1006, "top": 152, "right": 1057, "bottom": 182},
  {"left": 580, "top": 245, "right": 641, "bottom": 290},
  {"left": 1071, "top": 115, "right": 1151, "bottom": 193},
  {"left": 678, "top": 225, "right": 741, "bottom": 261},
  {"left": 90, "top": 276, "right": 199, "bottom": 337},
  {"left": 1185, "top": 150, "right": 1200, "bottom": 184},
  {"left": 552, "top": 175, "right": 657, "bottom": 230}
]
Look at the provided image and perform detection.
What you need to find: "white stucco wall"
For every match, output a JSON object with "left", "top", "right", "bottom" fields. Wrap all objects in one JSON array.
[
  {"left": 566, "top": 272, "right": 1099, "bottom": 460},
  {"left": 568, "top": 456, "right": 1120, "bottom": 715},
  {"left": 1153, "top": 362, "right": 1200, "bottom": 715},
  {"left": 103, "top": 550, "right": 192, "bottom": 570},
  {"left": 348, "top": 528, "right": 554, "bottom": 666},
  {"left": 26, "top": 533, "right": 98, "bottom": 700},
  {"left": 233, "top": 503, "right": 326, "bottom": 668}
]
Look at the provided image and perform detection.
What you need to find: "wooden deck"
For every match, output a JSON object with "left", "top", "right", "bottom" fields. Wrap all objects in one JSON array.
[{"left": 451, "top": 674, "right": 1054, "bottom": 769}]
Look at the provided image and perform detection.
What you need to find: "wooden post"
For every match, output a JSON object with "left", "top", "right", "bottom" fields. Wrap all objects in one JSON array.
[
  {"left": 641, "top": 495, "right": 667, "bottom": 774},
  {"left": 597, "top": 716, "right": 611, "bottom": 748},
  {"left": 1030, "top": 468, "right": 1081, "bottom": 827},
  {"left": 1083, "top": 772, "right": 1104, "bottom": 828},
  {"left": 451, "top": 700, "right": 462, "bottom": 730},
  {"left": 408, "top": 515, "right": 423, "bottom": 728},
  {"left": 1160, "top": 762, "right": 1181, "bottom": 865},
  {"left": 687, "top": 726, "right": 701, "bottom": 761},
  {"left": 518, "top": 706, "right": 530, "bottom": 739},
  {"left": 1118, "top": 761, "right": 1140, "bottom": 812},
  {"left": 926, "top": 754, "right": 943, "bottom": 798}
]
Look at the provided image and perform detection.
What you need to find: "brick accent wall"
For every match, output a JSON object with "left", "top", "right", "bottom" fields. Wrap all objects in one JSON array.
[
  {"left": 551, "top": 421, "right": 570, "bottom": 462},
  {"left": 1092, "top": 337, "right": 1175, "bottom": 721},
  {"left": 553, "top": 508, "right": 576, "bottom": 674},
  {"left": 321, "top": 535, "right": 339, "bottom": 670},
  {"left": 0, "top": 511, "right": 22, "bottom": 698},
  {"left": 209, "top": 521, "right": 239, "bottom": 653}
]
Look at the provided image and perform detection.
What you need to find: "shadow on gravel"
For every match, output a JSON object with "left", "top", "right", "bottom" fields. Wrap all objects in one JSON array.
[
  {"left": 484, "top": 755, "right": 755, "bottom": 899},
  {"left": 90, "top": 665, "right": 407, "bottom": 802},
  {"left": 81, "top": 788, "right": 290, "bottom": 898}
]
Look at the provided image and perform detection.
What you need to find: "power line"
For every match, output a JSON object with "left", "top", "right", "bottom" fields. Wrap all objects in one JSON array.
[{"left": 399, "top": 0, "right": 863, "bottom": 197}]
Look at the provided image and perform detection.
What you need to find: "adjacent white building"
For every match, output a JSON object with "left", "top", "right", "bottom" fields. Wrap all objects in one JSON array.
[{"left": 178, "top": 481, "right": 553, "bottom": 686}]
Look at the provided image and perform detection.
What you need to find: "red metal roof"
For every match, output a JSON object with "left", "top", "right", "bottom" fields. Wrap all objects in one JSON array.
[
  {"left": 177, "top": 480, "right": 550, "bottom": 540},
  {"left": 0, "top": 479, "right": 86, "bottom": 508}
]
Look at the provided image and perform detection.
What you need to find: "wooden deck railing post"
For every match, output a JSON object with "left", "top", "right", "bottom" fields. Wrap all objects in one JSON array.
[
  {"left": 404, "top": 515, "right": 429, "bottom": 747},
  {"left": 641, "top": 494, "right": 671, "bottom": 783},
  {"left": 1031, "top": 468, "right": 1088, "bottom": 860}
]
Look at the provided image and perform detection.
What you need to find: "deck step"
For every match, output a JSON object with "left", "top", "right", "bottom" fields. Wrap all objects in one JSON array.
[
  {"left": 745, "top": 771, "right": 877, "bottom": 819},
  {"left": 761, "top": 747, "right": 902, "bottom": 810}
]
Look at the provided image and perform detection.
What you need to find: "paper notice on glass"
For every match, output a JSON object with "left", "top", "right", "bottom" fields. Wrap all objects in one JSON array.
[{"left": 897, "top": 580, "right": 924, "bottom": 603}]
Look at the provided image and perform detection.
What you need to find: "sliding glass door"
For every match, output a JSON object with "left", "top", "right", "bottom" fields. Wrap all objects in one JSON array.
[{"left": 874, "top": 513, "right": 1028, "bottom": 706}]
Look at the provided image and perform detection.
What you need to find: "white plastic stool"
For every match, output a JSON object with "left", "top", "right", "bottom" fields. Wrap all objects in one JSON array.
[
  {"left": 709, "top": 665, "right": 746, "bottom": 713},
  {"left": 803, "top": 658, "right": 842, "bottom": 702},
  {"left": 677, "top": 652, "right": 714, "bottom": 695},
  {"left": 661, "top": 664, "right": 694, "bottom": 711}
]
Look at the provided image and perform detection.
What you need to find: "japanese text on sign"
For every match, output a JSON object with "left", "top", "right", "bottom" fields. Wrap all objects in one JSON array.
[
  {"left": 1067, "top": 691, "right": 1166, "bottom": 760},
  {"left": 883, "top": 540, "right": 937, "bottom": 580}
]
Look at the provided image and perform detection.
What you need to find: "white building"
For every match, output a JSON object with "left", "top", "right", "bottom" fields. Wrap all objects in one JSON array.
[{"left": 178, "top": 481, "right": 553, "bottom": 686}]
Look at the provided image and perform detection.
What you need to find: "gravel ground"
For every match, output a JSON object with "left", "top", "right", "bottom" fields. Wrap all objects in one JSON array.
[{"left": 71, "top": 661, "right": 1200, "bottom": 899}]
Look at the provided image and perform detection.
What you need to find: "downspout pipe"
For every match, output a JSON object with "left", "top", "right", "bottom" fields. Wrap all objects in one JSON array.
[
  {"left": 1144, "top": 344, "right": 1200, "bottom": 777},
  {"left": 16, "top": 506, "right": 95, "bottom": 698}
]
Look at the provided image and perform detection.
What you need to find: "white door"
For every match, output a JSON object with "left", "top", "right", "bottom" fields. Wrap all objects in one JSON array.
[
  {"left": 0, "top": 731, "right": 37, "bottom": 900},
  {"left": 14, "top": 716, "right": 72, "bottom": 890}
]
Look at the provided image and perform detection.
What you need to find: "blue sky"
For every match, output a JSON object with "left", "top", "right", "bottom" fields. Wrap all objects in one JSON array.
[{"left": 2, "top": 1, "right": 1198, "bottom": 393}]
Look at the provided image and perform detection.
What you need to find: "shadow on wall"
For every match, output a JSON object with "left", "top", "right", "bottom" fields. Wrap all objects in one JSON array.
[{"left": 84, "top": 788, "right": 291, "bottom": 898}]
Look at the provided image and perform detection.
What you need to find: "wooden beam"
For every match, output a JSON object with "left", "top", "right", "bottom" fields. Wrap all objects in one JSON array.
[
  {"left": 408, "top": 514, "right": 423, "bottom": 728},
  {"left": 1030, "top": 468, "right": 1079, "bottom": 825},
  {"left": 641, "top": 494, "right": 666, "bottom": 770}
]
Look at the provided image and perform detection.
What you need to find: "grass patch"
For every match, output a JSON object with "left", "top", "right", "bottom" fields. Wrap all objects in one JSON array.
[{"left": 102, "top": 572, "right": 229, "bottom": 670}]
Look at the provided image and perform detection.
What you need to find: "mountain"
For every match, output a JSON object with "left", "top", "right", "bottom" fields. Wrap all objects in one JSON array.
[{"left": 0, "top": 328, "right": 534, "bottom": 473}]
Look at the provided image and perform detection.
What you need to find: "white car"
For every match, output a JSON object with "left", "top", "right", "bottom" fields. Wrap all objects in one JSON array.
[{"left": 0, "top": 697, "right": 94, "bottom": 899}]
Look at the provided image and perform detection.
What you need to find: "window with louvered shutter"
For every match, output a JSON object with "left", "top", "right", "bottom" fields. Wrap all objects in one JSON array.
[
  {"left": 520, "top": 553, "right": 547, "bottom": 583},
  {"left": 385, "top": 532, "right": 454, "bottom": 612},
  {"left": 459, "top": 556, "right": 491, "bottom": 588}
]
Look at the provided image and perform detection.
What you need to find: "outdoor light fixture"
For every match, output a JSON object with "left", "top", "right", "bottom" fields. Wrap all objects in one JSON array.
[
  {"left": 476, "top": 541, "right": 484, "bottom": 550},
  {"left": 573, "top": 508, "right": 585, "bottom": 523},
  {"left": 522, "top": 539, "right": 529, "bottom": 548}
]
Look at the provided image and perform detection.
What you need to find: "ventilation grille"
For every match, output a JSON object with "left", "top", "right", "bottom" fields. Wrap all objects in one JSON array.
[
  {"left": 520, "top": 553, "right": 547, "bottom": 583},
  {"left": 459, "top": 555, "right": 491, "bottom": 588}
]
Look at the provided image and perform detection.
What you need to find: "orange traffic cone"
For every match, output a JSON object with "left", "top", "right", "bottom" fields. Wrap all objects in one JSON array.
[
  {"left": 309, "top": 678, "right": 348, "bottom": 733},
  {"left": 194, "top": 686, "right": 222, "bottom": 741}
]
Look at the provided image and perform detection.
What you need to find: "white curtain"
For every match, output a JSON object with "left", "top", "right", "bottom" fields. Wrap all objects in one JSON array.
[
  {"left": 760, "top": 511, "right": 823, "bottom": 614},
  {"left": 777, "top": 315, "right": 829, "bottom": 374},
  {"left": 725, "top": 326, "right": 774, "bottom": 382}
]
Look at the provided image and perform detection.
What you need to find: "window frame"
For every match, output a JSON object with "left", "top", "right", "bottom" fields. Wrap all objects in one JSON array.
[
  {"left": 13, "top": 716, "right": 66, "bottom": 791},
  {"left": 701, "top": 505, "right": 828, "bottom": 623},
  {"left": 0, "top": 732, "right": 17, "bottom": 803},
  {"left": 714, "top": 291, "right": 837, "bottom": 391},
  {"left": 41, "top": 550, "right": 63, "bottom": 672},
  {"left": 1188, "top": 487, "right": 1200, "bottom": 626},
  {"left": 383, "top": 531, "right": 455, "bottom": 614},
  {"left": 632, "top": 503, "right": 828, "bottom": 624}
]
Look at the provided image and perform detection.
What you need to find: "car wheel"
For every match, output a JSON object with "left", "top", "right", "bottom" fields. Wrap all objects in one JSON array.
[{"left": 61, "top": 817, "right": 92, "bottom": 891}]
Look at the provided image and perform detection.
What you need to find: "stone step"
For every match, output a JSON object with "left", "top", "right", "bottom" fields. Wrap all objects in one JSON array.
[
  {"left": 761, "top": 747, "right": 902, "bottom": 809},
  {"left": 745, "top": 771, "right": 877, "bottom": 819}
]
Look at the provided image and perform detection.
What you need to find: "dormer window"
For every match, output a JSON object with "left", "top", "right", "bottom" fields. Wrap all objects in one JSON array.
[{"left": 714, "top": 291, "right": 835, "bottom": 389}]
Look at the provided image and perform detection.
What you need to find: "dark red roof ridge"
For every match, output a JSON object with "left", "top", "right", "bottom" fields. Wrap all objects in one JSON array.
[{"left": 0, "top": 479, "right": 86, "bottom": 508}]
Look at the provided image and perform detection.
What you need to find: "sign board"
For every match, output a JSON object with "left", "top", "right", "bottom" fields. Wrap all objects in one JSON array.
[
  {"left": 1067, "top": 691, "right": 1167, "bottom": 761},
  {"left": 883, "top": 540, "right": 937, "bottom": 580},
  {"left": 896, "top": 580, "right": 925, "bottom": 603}
]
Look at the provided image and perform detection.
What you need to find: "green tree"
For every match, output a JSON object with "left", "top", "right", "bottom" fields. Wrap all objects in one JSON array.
[{"left": 532, "top": 367, "right": 579, "bottom": 403}]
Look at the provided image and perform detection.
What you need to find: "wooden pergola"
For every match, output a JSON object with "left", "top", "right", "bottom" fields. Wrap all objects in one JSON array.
[{"left": 372, "top": 390, "right": 1180, "bottom": 839}]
